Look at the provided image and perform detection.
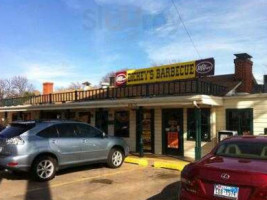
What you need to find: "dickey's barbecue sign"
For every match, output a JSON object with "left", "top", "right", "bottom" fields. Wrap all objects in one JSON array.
[{"left": 115, "top": 58, "right": 214, "bottom": 86}]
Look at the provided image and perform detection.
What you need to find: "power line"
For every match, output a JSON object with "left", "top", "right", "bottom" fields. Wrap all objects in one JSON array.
[{"left": 170, "top": 0, "right": 201, "bottom": 59}]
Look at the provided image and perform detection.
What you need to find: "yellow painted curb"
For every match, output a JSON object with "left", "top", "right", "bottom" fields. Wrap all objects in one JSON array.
[
  {"left": 125, "top": 157, "right": 148, "bottom": 167},
  {"left": 154, "top": 161, "right": 189, "bottom": 171}
]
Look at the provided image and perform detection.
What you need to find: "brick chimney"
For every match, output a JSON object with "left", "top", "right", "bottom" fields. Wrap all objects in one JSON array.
[
  {"left": 234, "top": 53, "right": 253, "bottom": 93},
  {"left": 43, "top": 82, "right": 54, "bottom": 95}
]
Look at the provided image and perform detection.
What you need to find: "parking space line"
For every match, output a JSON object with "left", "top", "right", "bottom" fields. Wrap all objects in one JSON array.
[{"left": 27, "top": 166, "right": 144, "bottom": 193}]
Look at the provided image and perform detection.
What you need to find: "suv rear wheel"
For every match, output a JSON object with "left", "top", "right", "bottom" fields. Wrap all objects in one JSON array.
[
  {"left": 107, "top": 148, "right": 124, "bottom": 168},
  {"left": 31, "top": 156, "right": 57, "bottom": 181}
]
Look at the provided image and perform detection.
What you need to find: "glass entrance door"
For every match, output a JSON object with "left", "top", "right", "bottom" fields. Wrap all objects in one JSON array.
[{"left": 162, "top": 109, "right": 184, "bottom": 156}]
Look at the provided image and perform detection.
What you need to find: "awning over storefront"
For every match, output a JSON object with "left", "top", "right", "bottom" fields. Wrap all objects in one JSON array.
[{"left": 0, "top": 95, "right": 223, "bottom": 112}]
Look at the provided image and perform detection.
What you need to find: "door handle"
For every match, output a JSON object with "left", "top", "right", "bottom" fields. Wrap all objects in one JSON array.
[
  {"left": 52, "top": 139, "right": 57, "bottom": 144},
  {"left": 82, "top": 139, "right": 88, "bottom": 143}
]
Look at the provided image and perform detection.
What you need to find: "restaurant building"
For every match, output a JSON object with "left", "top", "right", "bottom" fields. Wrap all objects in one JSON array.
[{"left": 0, "top": 53, "right": 266, "bottom": 160}]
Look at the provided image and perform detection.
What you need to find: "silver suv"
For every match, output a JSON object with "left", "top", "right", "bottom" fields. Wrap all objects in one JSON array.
[{"left": 0, "top": 121, "right": 129, "bottom": 181}]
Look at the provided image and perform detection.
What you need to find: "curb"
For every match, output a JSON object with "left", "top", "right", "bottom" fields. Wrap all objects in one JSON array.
[
  {"left": 153, "top": 161, "right": 189, "bottom": 171},
  {"left": 124, "top": 157, "right": 149, "bottom": 167},
  {"left": 124, "top": 156, "right": 190, "bottom": 171}
]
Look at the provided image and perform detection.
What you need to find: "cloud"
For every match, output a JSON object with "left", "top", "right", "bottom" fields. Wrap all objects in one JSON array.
[
  {"left": 20, "top": 51, "right": 122, "bottom": 89},
  {"left": 22, "top": 62, "right": 75, "bottom": 87},
  {"left": 61, "top": 0, "right": 167, "bottom": 14},
  {"left": 2, "top": 0, "right": 267, "bottom": 89},
  {"left": 140, "top": 0, "right": 267, "bottom": 81},
  {"left": 95, "top": 0, "right": 166, "bottom": 14},
  {"left": 21, "top": 62, "right": 96, "bottom": 88}
]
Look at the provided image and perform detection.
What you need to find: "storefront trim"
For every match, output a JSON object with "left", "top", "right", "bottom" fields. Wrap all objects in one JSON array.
[{"left": 0, "top": 95, "right": 223, "bottom": 113}]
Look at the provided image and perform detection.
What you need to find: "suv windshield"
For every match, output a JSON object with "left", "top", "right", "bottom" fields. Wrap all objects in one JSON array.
[
  {"left": 0, "top": 122, "right": 35, "bottom": 139},
  {"left": 216, "top": 141, "right": 267, "bottom": 160}
]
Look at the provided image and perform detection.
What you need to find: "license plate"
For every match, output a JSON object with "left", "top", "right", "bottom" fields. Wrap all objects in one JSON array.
[{"left": 214, "top": 184, "right": 239, "bottom": 200}]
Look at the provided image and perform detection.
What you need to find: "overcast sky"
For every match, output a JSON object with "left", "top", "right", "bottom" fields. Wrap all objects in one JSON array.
[{"left": 0, "top": 0, "right": 267, "bottom": 90}]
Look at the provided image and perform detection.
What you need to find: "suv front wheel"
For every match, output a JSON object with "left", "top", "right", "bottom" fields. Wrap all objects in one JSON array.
[
  {"left": 31, "top": 156, "right": 57, "bottom": 181},
  {"left": 107, "top": 148, "right": 124, "bottom": 168}
]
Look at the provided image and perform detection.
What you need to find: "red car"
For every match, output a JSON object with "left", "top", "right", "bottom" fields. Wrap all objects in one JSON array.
[{"left": 180, "top": 136, "right": 267, "bottom": 200}]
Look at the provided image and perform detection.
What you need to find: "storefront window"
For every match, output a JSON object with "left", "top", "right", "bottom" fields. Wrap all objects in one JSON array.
[
  {"left": 187, "top": 108, "right": 211, "bottom": 141},
  {"left": 79, "top": 112, "right": 91, "bottom": 123},
  {"left": 22, "top": 113, "right": 32, "bottom": 121},
  {"left": 12, "top": 113, "right": 19, "bottom": 121},
  {"left": 114, "top": 111, "right": 129, "bottom": 137},
  {"left": 136, "top": 109, "right": 154, "bottom": 153},
  {"left": 96, "top": 110, "right": 108, "bottom": 134},
  {"left": 226, "top": 109, "right": 253, "bottom": 135},
  {"left": 12, "top": 112, "right": 32, "bottom": 121},
  {"left": 65, "top": 110, "right": 76, "bottom": 120},
  {"left": 40, "top": 111, "right": 61, "bottom": 120},
  {"left": 142, "top": 110, "right": 153, "bottom": 152}
]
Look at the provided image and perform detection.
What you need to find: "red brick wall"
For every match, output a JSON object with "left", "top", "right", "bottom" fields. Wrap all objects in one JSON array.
[
  {"left": 43, "top": 82, "right": 54, "bottom": 95},
  {"left": 234, "top": 58, "right": 253, "bottom": 93}
]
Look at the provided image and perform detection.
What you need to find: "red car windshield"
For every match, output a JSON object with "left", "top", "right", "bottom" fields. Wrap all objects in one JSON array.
[{"left": 216, "top": 141, "right": 267, "bottom": 160}]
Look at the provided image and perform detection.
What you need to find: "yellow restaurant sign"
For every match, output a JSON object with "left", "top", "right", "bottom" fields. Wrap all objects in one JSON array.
[{"left": 115, "top": 58, "right": 214, "bottom": 86}]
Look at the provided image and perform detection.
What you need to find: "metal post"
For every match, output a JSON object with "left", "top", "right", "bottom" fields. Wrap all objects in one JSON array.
[
  {"left": 49, "top": 93, "right": 52, "bottom": 104},
  {"left": 98, "top": 108, "right": 103, "bottom": 131},
  {"left": 4, "top": 112, "right": 8, "bottom": 126},
  {"left": 146, "top": 84, "right": 149, "bottom": 97},
  {"left": 106, "top": 87, "right": 109, "bottom": 99},
  {"left": 195, "top": 108, "right": 202, "bottom": 161},
  {"left": 138, "top": 106, "right": 144, "bottom": 157},
  {"left": 74, "top": 90, "right": 78, "bottom": 101},
  {"left": 196, "top": 80, "right": 199, "bottom": 93},
  {"left": 18, "top": 112, "right": 23, "bottom": 120}
]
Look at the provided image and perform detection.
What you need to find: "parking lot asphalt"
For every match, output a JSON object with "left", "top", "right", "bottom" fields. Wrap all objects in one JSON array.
[{"left": 0, "top": 163, "right": 181, "bottom": 200}]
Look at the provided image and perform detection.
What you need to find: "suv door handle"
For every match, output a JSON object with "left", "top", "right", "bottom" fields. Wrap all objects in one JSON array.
[
  {"left": 82, "top": 139, "right": 88, "bottom": 143},
  {"left": 51, "top": 139, "right": 57, "bottom": 144}
]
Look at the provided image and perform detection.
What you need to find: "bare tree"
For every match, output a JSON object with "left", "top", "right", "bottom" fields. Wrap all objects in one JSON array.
[
  {"left": 100, "top": 71, "right": 116, "bottom": 84},
  {"left": 11, "top": 76, "right": 34, "bottom": 96},
  {"left": 0, "top": 79, "right": 13, "bottom": 99},
  {"left": 55, "top": 82, "right": 84, "bottom": 92},
  {"left": 55, "top": 87, "right": 67, "bottom": 93},
  {"left": 0, "top": 79, "right": 6, "bottom": 99},
  {"left": 99, "top": 68, "right": 129, "bottom": 86},
  {"left": 68, "top": 82, "right": 84, "bottom": 90},
  {"left": 0, "top": 76, "right": 35, "bottom": 99}
]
